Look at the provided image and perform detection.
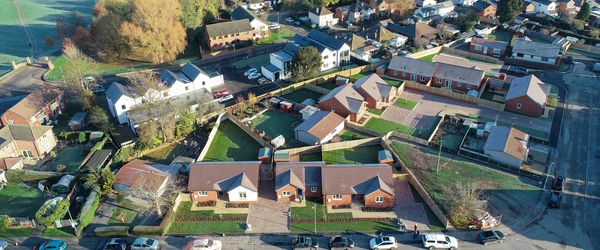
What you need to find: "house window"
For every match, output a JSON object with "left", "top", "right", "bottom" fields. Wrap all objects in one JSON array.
[
  {"left": 202, "top": 81, "right": 206, "bottom": 86},
  {"left": 21, "top": 150, "right": 33, "bottom": 158},
  {"left": 493, "top": 48, "right": 501, "bottom": 54},
  {"left": 474, "top": 44, "right": 482, "bottom": 51},
  {"left": 436, "top": 78, "right": 442, "bottom": 83},
  {"left": 121, "top": 105, "right": 126, "bottom": 110},
  {"left": 282, "top": 191, "right": 291, "bottom": 196},
  {"left": 8, "top": 120, "right": 14, "bottom": 125},
  {"left": 375, "top": 196, "right": 384, "bottom": 203},
  {"left": 163, "top": 92, "right": 168, "bottom": 97},
  {"left": 198, "top": 191, "right": 208, "bottom": 196},
  {"left": 311, "top": 187, "right": 318, "bottom": 192},
  {"left": 401, "top": 71, "right": 406, "bottom": 77},
  {"left": 239, "top": 192, "right": 247, "bottom": 199},
  {"left": 420, "top": 76, "right": 426, "bottom": 81},
  {"left": 517, "top": 53, "right": 524, "bottom": 57},
  {"left": 332, "top": 194, "right": 343, "bottom": 200},
  {"left": 542, "top": 57, "right": 549, "bottom": 62},
  {"left": 457, "top": 82, "right": 462, "bottom": 87},
  {"left": 516, "top": 103, "right": 522, "bottom": 109},
  {"left": 323, "top": 55, "right": 329, "bottom": 60},
  {"left": 445, "top": 80, "right": 452, "bottom": 88},
  {"left": 331, "top": 107, "right": 336, "bottom": 111}
]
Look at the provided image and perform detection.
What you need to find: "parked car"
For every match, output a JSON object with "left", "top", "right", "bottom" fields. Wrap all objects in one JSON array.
[
  {"left": 369, "top": 236, "right": 397, "bottom": 250},
  {"left": 421, "top": 233, "right": 458, "bottom": 250},
  {"left": 286, "top": 17, "right": 294, "bottom": 23},
  {"left": 257, "top": 77, "right": 270, "bottom": 85},
  {"left": 0, "top": 240, "right": 7, "bottom": 250},
  {"left": 39, "top": 240, "right": 68, "bottom": 250},
  {"left": 97, "top": 238, "right": 127, "bottom": 250},
  {"left": 548, "top": 191, "right": 562, "bottom": 208},
  {"left": 91, "top": 85, "right": 106, "bottom": 93},
  {"left": 329, "top": 236, "right": 354, "bottom": 249},
  {"left": 130, "top": 238, "right": 160, "bottom": 250},
  {"left": 213, "top": 89, "right": 231, "bottom": 99},
  {"left": 243, "top": 68, "right": 258, "bottom": 76},
  {"left": 501, "top": 65, "right": 529, "bottom": 76},
  {"left": 291, "top": 236, "right": 319, "bottom": 249},
  {"left": 247, "top": 72, "right": 261, "bottom": 79},
  {"left": 185, "top": 239, "right": 222, "bottom": 250},
  {"left": 84, "top": 76, "right": 96, "bottom": 83},
  {"left": 478, "top": 230, "right": 505, "bottom": 245},
  {"left": 218, "top": 94, "right": 234, "bottom": 103},
  {"left": 552, "top": 176, "right": 565, "bottom": 192},
  {"left": 270, "top": 22, "right": 280, "bottom": 30}
]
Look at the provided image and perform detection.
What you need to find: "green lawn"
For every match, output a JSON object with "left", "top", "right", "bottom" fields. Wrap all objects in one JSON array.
[
  {"left": 255, "top": 27, "right": 296, "bottom": 44},
  {"left": 390, "top": 142, "right": 538, "bottom": 215},
  {"left": 41, "top": 228, "right": 75, "bottom": 237},
  {"left": 142, "top": 142, "right": 188, "bottom": 164},
  {"left": 0, "top": 184, "right": 50, "bottom": 217},
  {"left": 299, "top": 152, "right": 322, "bottom": 161},
  {"left": 439, "top": 134, "right": 464, "bottom": 151},
  {"left": 486, "top": 31, "right": 512, "bottom": 43},
  {"left": 339, "top": 130, "right": 371, "bottom": 141},
  {"left": 232, "top": 53, "right": 271, "bottom": 70},
  {"left": 416, "top": 53, "right": 438, "bottom": 62},
  {"left": 394, "top": 98, "right": 417, "bottom": 110},
  {"left": 282, "top": 88, "right": 323, "bottom": 103},
  {"left": 168, "top": 201, "right": 247, "bottom": 234},
  {"left": 251, "top": 110, "right": 302, "bottom": 147},
  {"left": 52, "top": 146, "right": 89, "bottom": 172},
  {"left": 368, "top": 108, "right": 383, "bottom": 115},
  {"left": 291, "top": 199, "right": 352, "bottom": 219},
  {"left": 203, "top": 120, "right": 262, "bottom": 161},
  {"left": 107, "top": 203, "right": 140, "bottom": 226},
  {"left": 322, "top": 145, "right": 383, "bottom": 164}
]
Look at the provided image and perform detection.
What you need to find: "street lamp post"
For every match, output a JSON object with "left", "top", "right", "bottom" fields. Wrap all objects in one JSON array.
[{"left": 313, "top": 205, "right": 317, "bottom": 234}]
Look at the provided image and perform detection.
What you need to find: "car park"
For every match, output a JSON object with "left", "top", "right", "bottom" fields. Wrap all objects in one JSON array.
[
  {"left": 97, "top": 238, "right": 127, "bottom": 250},
  {"left": 552, "top": 176, "right": 565, "bottom": 192},
  {"left": 291, "top": 236, "right": 319, "bottom": 249},
  {"left": 213, "top": 89, "right": 231, "bottom": 99},
  {"left": 329, "top": 236, "right": 354, "bottom": 249},
  {"left": 185, "top": 239, "right": 222, "bottom": 250},
  {"left": 548, "top": 191, "right": 562, "bottom": 208},
  {"left": 369, "top": 236, "right": 397, "bottom": 249},
  {"left": 422, "top": 233, "right": 458, "bottom": 250},
  {"left": 218, "top": 94, "right": 234, "bottom": 103},
  {"left": 286, "top": 17, "right": 294, "bottom": 23},
  {"left": 131, "top": 238, "right": 160, "bottom": 250},
  {"left": 478, "top": 230, "right": 505, "bottom": 245},
  {"left": 39, "top": 240, "right": 68, "bottom": 250}
]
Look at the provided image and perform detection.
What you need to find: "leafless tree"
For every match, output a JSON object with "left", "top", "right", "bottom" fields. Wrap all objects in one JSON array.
[
  {"left": 413, "top": 37, "right": 429, "bottom": 49},
  {"left": 134, "top": 178, "right": 184, "bottom": 216},
  {"left": 444, "top": 181, "right": 486, "bottom": 227},
  {"left": 60, "top": 40, "right": 99, "bottom": 108}
]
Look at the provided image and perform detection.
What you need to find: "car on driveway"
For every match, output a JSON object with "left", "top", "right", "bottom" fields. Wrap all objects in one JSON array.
[
  {"left": 422, "top": 233, "right": 458, "bottom": 250},
  {"left": 185, "top": 239, "right": 222, "bottom": 250},
  {"left": 39, "top": 240, "right": 67, "bottom": 250},
  {"left": 548, "top": 191, "right": 562, "bottom": 208},
  {"left": 291, "top": 236, "right": 319, "bottom": 249},
  {"left": 257, "top": 77, "right": 271, "bottom": 85},
  {"left": 131, "top": 238, "right": 160, "bottom": 250},
  {"left": 369, "top": 236, "right": 397, "bottom": 249},
  {"left": 97, "top": 238, "right": 127, "bottom": 250},
  {"left": 218, "top": 94, "right": 234, "bottom": 103},
  {"left": 286, "top": 17, "right": 294, "bottom": 23},
  {"left": 501, "top": 65, "right": 529, "bottom": 76},
  {"left": 478, "top": 230, "right": 505, "bottom": 245},
  {"left": 552, "top": 176, "right": 565, "bottom": 191},
  {"left": 213, "top": 89, "right": 231, "bottom": 99},
  {"left": 329, "top": 236, "right": 354, "bottom": 249},
  {"left": 247, "top": 72, "right": 261, "bottom": 79}
]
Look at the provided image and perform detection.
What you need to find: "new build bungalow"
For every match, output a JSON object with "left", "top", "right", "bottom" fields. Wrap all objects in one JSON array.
[
  {"left": 114, "top": 159, "right": 172, "bottom": 197},
  {"left": 188, "top": 161, "right": 260, "bottom": 204},
  {"left": 275, "top": 162, "right": 326, "bottom": 202},
  {"left": 321, "top": 164, "right": 394, "bottom": 208},
  {"left": 387, "top": 56, "right": 437, "bottom": 84},
  {"left": 294, "top": 111, "right": 345, "bottom": 145},
  {"left": 1, "top": 85, "right": 64, "bottom": 127},
  {"left": 483, "top": 126, "right": 529, "bottom": 168},
  {"left": 505, "top": 75, "right": 549, "bottom": 117},
  {"left": 469, "top": 37, "right": 508, "bottom": 58},
  {"left": 319, "top": 84, "right": 366, "bottom": 122},
  {"left": 510, "top": 38, "right": 562, "bottom": 65},
  {"left": 353, "top": 73, "right": 397, "bottom": 109}
]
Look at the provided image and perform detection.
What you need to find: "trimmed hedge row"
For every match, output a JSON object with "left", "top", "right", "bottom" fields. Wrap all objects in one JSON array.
[
  {"left": 35, "top": 198, "right": 70, "bottom": 226},
  {"left": 291, "top": 217, "right": 393, "bottom": 223},
  {"left": 132, "top": 226, "right": 163, "bottom": 236},
  {"left": 75, "top": 188, "right": 101, "bottom": 237},
  {"left": 175, "top": 216, "right": 247, "bottom": 222},
  {"left": 94, "top": 226, "right": 129, "bottom": 237},
  {"left": 225, "top": 202, "right": 249, "bottom": 208}
]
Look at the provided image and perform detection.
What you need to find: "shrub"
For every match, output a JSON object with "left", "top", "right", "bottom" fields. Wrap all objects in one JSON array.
[
  {"left": 94, "top": 226, "right": 129, "bottom": 237},
  {"left": 90, "top": 137, "right": 108, "bottom": 153},
  {"left": 225, "top": 202, "right": 249, "bottom": 208},
  {"left": 332, "top": 204, "right": 351, "bottom": 209},
  {"left": 116, "top": 193, "right": 125, "bottom": 203},
  {"left": 0, "top": 215, "right": 10, "bottom": 229},
  {"left": 362, "top": 206, "right": 394, "bottom": 212},
  {"left": 114, "top": 146, "right": 135, "bottom": 163},
  {"left": 132, "top": 226, "right": 163, "bottom": 236},
  {"left": 78, "top": 132, "right": 87, "bottom": 143},
  {"left": 49, "top": 151, "right": 56, "bottom": 158},
  {"left": 196, "top": 201, "right": 216, "bottom": 207},
  {"left": 76, "top": 188, "right": 101, "bottom": 236},
  {"left": 35, "top": 198, "right": 71, "bottom": 226}
]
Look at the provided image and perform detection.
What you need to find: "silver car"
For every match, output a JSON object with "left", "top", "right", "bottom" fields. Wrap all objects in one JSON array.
[{"left": 131, "top": 238, "right": 160, "bottom": 250}]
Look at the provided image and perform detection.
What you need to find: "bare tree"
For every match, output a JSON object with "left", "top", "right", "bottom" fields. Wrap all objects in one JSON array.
[
  {"left": 134, "top": 178, "right": 184, "bottom": 216},
  {"left": 444, "top": 181, "right": 485, "bottom": 227},
  {"left": 413, "top": 37, "right": 429, "bottom": 49},
  {"left": 60, "top": 39, "right": 99, "bottom": 108}
]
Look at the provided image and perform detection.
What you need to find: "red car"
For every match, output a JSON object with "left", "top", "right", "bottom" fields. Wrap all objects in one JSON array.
[{"left": 213, "top": 89, "right": 231, "bottom": 99}]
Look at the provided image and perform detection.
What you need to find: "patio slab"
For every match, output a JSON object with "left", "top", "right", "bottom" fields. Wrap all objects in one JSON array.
[{"left": 246, "top": 181, "right": 290, "bottom": 233}]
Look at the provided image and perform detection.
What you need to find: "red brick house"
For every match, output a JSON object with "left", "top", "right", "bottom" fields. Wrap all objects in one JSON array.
[
  {"left": 430, "top": 63, "right": 485, "bottom": 93},
  {"left": 352, "top": 73, "right": 397, "bottom": 109},
  {"left": 321, "top": 164, "right": 394, "bottom": 208},
  {"left": 387, "top": 56, "right": 437, "bottom": 84},
  {"left": 0, "top": 124, "right": 57, "bottom": 159},
  {"left": 505, "top": 75, "right": 548, "bottom": 117},
  {"left": 319, "top": 84, "right": 366, "bottom": 122},
  {"left": 1, "top": 85, "right": 64, "bottom": 127},
  {"left": 469, "top": 37, "right": 508, "bottom": 58},
  {"left": 275, "top": 162, "right": 325, "bottom": 202},
  {"left": 471, "top": 0, "right": 497, "bottom": 17}
]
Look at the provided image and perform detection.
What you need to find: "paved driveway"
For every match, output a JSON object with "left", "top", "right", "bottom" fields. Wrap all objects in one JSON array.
[
  {"left": 394, "top": 179, "right": 430, "bottom": 231},
  {"left": 246, "top": 181, "right": 290, "bottom": 233},
  {"left": 0, "top": 65, "right": 46, "bottom": 113}
]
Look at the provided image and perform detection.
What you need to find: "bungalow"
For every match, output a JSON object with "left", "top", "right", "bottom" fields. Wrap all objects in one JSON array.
[
  {"left": 469, "top": 37, "right": 508, "bottom": 57},
  {"left": 471, "top": 0, "right": 497, "bottom": 17},
  {"left": 309, "top": 7, "right": 338, "bottom": 28},
  {"left": 231, "top": 6, "right": 269, "bottom": 39},
  {"left": 1, "top": 85, "right": 64, "bottom": 127},
  {"left": 294, "top": 111, "right": 345, "bottom": 145},
  {"left": 321, "top": 164, "right": 394, "bottom": 208},
  {"left": 431, "top": 63, "right": 485, "bottom": 92},
  {"left": 505, "top": 75, "right": 549, "bottom": 117},
  {"left": 319, "top": 84, "right": 366, "bottom": 122},
  {"left": 353, "top": 74, "right": 397, "bottom": 109},
  {"left": 275, "top": 162, "right": 326, "bottom": 202},
  {"left": 483, "top": 126, "right": 529, "bottom": 168},
  {"left": 0, "top": 124, "right": 56, "bottom": 159},
  {"left": 532, "top": 0, "right": 558, "bottom": 16},
  {"left": 188, "top": 161, "right": 260, "bottom": 203},
  {"left": 114, "top": 159, "right": 173, "bottom": 197},
  {"left": 387, "top": 56, "right": 437, "bottom": 84},
  {"left": 204, "top": 19, "right": 254, "bottom": 51},
  {"left": 384, "top": 21, "right": 438, "bottom": 43},
  {"left": 510, "top": 38, "right": 562, "bottom": 65},
  {"left": 415, "top": 1, "right": 455, "bottom": 19}
]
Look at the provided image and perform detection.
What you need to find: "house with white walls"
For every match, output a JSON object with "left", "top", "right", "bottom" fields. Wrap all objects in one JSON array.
[
  {"left": 308, "top": 7, "right": 338, "bottom": 28},
  {"left": 532, "top": 0, "right": 558, "bottom": 16},
  {"left": 188, "top": 161, "right": 261, "bottom": 204}
]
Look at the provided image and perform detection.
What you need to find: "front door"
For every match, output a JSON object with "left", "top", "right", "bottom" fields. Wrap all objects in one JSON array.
[
  {"left": 445, "top": 80, "right": 452, "bottom": 89},
  {"left": 410, "top": 74, "right": 417, "bottom": 81},
  {"left": 483, "top": 47, "right": 488, "bottom": 55}
]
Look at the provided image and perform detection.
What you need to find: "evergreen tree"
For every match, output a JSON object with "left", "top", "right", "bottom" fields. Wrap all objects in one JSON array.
[
  {"left": 291, "top": 47, "right": 322, "bottom": 81},
  {"left": 577, "top": 1, "right": 591, "bottom": 21},
  {"left": 497, "top": 0, "right": 523, "bottom": 23}
]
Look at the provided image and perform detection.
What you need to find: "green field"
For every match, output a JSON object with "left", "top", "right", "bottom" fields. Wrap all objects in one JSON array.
[
  {"left": 202, "top": 120, "right": 262, "bottom": 161},
  {"left": 251, "top": 110, "right": 302, "bottom": 147},
  {"left": 322, "top": 145, "right": 383, "bottom": 164},
  {"left": 282, "top": 88, "right": 323, "bottom": 103},
  {"left": 394, "top": 98, "right": 417, "bottom": 110},
  {"left": 0, "top": 0, "right": 95, "bottom": 75},
  {"left": 45, "top": 56, "right": 158, "bottom": 81},
  {"left": 256, "top": 27, "right": 296, "bottom": 45},
  {"left": 0, "top": 184, "right": 50, "bottom": 217}
]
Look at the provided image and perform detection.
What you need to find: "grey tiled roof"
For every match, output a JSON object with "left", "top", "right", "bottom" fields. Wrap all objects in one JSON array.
[
  {"left": 505, "top": 75, "right": 548, "bottom": 108},
  {"left": 512, "top": 39, "right": 561, "bottom": 58},
  {"left": 308, "top": 30, "right": 346, "bottom": 50}
]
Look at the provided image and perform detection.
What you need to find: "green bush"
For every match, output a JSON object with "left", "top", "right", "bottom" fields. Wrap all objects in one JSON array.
[
  {"left": 114, "top": 146, "right": 135, "bottom": 163},
  {"left": 90, "top": 137, "right": 108, "bottom": 153},
  {"left": 78, "top": 132, "right": 87, "bottom": 144},
  {"left": 76, "top": 188, "right": 101, "bottom": 237},
  {"left": 132, "top": 226, "right": 163, "bottom": 236},
  {"left": 0, "top": 215, "right": 10, "bottom": 230},
  {"left": 94, "top": 226, "right": 129, "bottom": 237},
  {"left": 35, "top": 198, "right": 71, "bottom": 226}
]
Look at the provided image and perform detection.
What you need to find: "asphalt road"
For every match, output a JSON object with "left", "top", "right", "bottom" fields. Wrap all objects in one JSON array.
[{"left": 0, "top": 64, "right": 47, "bottom": 113}]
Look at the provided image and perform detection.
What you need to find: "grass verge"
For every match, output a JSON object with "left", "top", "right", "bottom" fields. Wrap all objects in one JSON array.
[
  {"left": 394, "top": 98, "right": 417, "bottom": 110},
  {"left": 203, "top": 120, "right": 262, "bottom": 161}
]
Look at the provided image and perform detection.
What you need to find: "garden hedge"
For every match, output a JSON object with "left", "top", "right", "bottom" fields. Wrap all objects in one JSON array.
[
  {"left": 75, "top": 188, "right": 101, "bottom": 237},
  {"left": 132, "top": 226, "right": 163, "bottom": 236},
  {"left": 94, "top": 226, "right": 129, "bottom": 237},
  {"left": 35, "top": 198, "right": 70, "bottom": 226}
]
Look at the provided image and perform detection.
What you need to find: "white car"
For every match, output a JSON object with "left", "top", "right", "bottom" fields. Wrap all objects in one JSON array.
[
  {"left": 247, "top": 72, "right": 261, "bottom": 79},
  {"left": 0, "top": 240, "right": 7, "bottom": 250},
  {"left": 369, "top": 236, "right": 397, "bottom": 249},
  {"left": 218, "top": 94, "right": 234, "bottom": 103},
  {"left": 185, "top": 239, "right": 222, "bottom": 250},
  {"left": 422, "top": 233, "right": 458, "bottom": 250},
  {"left": 131, "top": 238, "right": 160, "bottom": 250},
  {"left": 243, "top": 68, "right": 258, "bottom": 76},
  {"left": 286, "top": 17, "right": 294, "bottom": 23},
  {"left": 270, "top": 22, "right": 280, "bottom": 29}
]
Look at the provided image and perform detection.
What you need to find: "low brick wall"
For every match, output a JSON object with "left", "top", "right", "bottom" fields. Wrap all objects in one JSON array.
[
  {"left": 291, "top": 217, "right": 393, "bottom": 223},
  {"left": 176, "top": 215, "right": 247, "bottom": 222}
]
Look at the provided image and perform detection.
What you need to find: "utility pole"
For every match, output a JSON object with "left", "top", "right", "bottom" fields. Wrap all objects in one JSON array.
[
  {"left": 436, "top": 140, "right": 443, "bottom": 173},
  {"left": 313, "top": 204, "right": 317, "bottom": 234}
]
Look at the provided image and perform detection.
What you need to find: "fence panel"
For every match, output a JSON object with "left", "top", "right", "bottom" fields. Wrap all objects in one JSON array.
[{"left": 321, "top": 137, "right": 381, "bottom": 152}]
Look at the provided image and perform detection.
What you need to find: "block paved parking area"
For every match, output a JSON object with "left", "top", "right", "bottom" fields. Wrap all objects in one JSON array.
[
  {"left": 384, "top": 89, "right": 552, "bottom": 136},
  {"left": 394, "top": 179, "right": 430, "bottom": 231},
  {"left": 246, "top": 181, "right": 290, "bottom": 233}
]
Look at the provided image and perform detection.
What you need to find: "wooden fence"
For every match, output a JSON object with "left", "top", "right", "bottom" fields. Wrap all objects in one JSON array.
[
  {"left": 305, "top": 83, "right": 331, "bottom": 94},
  {"left": 570, "top": 43, "right": 600, "bottom": 58},
  {"left": 321, "top": 137, "right": 381, "bottom": 152},
  {"left": 345, "top": 121, "right": 382, "bottom": 137},
  {"left": 403, "top": 81, "right": 506, "bottom": 111},
  {"left": 285, "top": 145, "right": 322, "bottom": 156},
  {"left": 225, "top": 112, "right": 272, "bottom": 148},
  {"left": 408, "top": 46, "right": 443, "bottom": 59}
]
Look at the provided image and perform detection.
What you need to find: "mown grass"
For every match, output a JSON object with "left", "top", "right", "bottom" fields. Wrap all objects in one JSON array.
[
  {"left": 203, "top": 120, "right": 262, "bottom": 161},
  {"left": 394, "top": 98, "right": 417, "bottom": 110},
  {"left": 322, "top": 145, "right": 383, "bottom": 164}
]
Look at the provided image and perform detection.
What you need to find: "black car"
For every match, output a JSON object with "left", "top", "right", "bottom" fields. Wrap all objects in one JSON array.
[
  {"left": 502, "top": 65, "right": 529, "bottom": 76},
  {"left": 97, "top": 238, "right": 127, "bottom": 250},
  {"left": 565, "top": 56, "right": 574, "bottom": 64},
  {"left": 478, "top": 230, "right": 505, "bottom": 245},
  {"left": 548, "top": 191, "right": 562, "bottom": 208},
  {"left": 329, "top": 236, "right": 354, "bottom": 249},
  {"left": 291, "top": 236, "right": 319, "bottom": 249},
  {"left": 552, "top": 176, "right": 565, "bottom": 192}
]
